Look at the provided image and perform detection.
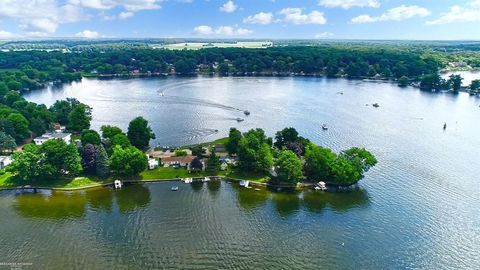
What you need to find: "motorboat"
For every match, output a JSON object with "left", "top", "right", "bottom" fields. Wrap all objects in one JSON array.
[
  {"left": 236, "top": 118, "right": 244, "bottom": 122},
  {"left": 171, "top": 186, "right": 179, "bottom": 191},
  {"left": 322, "top": 124, "right": 328, "bottom": 131}
]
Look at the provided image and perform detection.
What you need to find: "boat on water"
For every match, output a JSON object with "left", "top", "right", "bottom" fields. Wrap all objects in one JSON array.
[
  {"left": 183, "top": 178, "right": 193, "bottom": 184},
  {"left": 315, "top": 181, "right": 327, "bottom": 191},
  {"left": 244, "top": 110, "right": 250, "bottom": 116},
  {"left": 372, "top": 103, "right": 380, "bottom": 108},
  {"left": 202, "top": 177, "right": 211, "bottom": 182},
  {"left": 239, "top": 180, "right": 250, "bottom": 188},
  {"left": 171, "top": 186, "right": 179, "bottom": 191},
  {"left": 322, "top": 124, "right": 328, "bottom": 130},
  {"left": 236, "top": 118, "right": 244, "bottom": 122}
]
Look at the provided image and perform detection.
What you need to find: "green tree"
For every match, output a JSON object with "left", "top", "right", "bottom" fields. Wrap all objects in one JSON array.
[
  {"left": 80, "top": 130, "right": 101, "bottom": 145},
  {"left": 7, "top": 113, "right": 30, "bottom": 143},
  {"left": 304, "top": 143, "right": 337, "bottom": 181},
  {"left": 109, "top": 145, "right": 147, "bottom": 176},
  {"left": 111, "top": 133, "right": 131, "bottom": 148},
  {"left": 191, "top": 145, "right": 205, "bottom": 157},
  {"left": 175, "top": 149, "right": 188, "bottom": 156},
  {"left": 339, "top": 147, "right": 377, "bottom": 183},
  {"left": 67, "top": 104, "right": 92, "bottom": 132},
  {"left": 448, "top": 74, "right": 463, "bottom": 93},
  {"left": 190, "top": 157, "right": 203, "bottom": 171},
  {"left": 7, "top": 144, "right": 44, "bottom": 181},
  {"left": 95, "top": 144, "right": 110, "bottom": 177},
  {"left": 237, "top": 129, "right": 273, "bottom": 172},
  {"left": 226, "top": 128, "right": 242, "bottom": 155},
  {"left": 398, "top": 76, "right": 410, "bottom": 87},
  {"left": 0, "top": 131, "right": 17, "bottom": 154},
  {"left": 0, "top": 82, "right": 8, "bottom": 96},
  {"left": 50, "top": 98, "right": 81, "bottom": 125},
  {"left": 206, "top": 151, "right": 221, "bottom": 174},
  {"left": 100, "top": 125, "right": 123, "bottom": 140},
  {"left": 40, "top": 139, "right": 82, "bottom": 178},
  {"left": 276, "top": 150, "right": 304, "bottom": 184},
  {"left": 470, "top": 80, "right": 480, "bottom": 94},
  {"left": 274, "top": 127, "right": 299, "bottom": 149},
  {"left": 127, "top": 117, "right": 155, "bottom": 150}
]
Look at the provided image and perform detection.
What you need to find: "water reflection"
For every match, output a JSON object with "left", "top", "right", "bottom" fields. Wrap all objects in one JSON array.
[
  {"left": 233, "top": 184, "right": 269, "bottom": 210},
  {"left": 14, "top": 184, "right": 152, "bottom": 219},
  {"left": 190, "top": 181, "right": 204, "bottom": 192},
  {"left": 115, "top": 184, "right": 151, "bottom": 214},
  {"left": 206, "top": 180, "right": 221, "bottom": 196},
  {"left": 14, "top": 191, "right": 88, "bottom": 219},
  {"left": 232, "top": 183, "right": 370, "bottom": 216}
]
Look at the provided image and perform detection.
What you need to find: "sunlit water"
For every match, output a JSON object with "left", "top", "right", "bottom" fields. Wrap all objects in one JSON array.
[{"left": 7, "top": 76, "right": 480, "bottom": 269}]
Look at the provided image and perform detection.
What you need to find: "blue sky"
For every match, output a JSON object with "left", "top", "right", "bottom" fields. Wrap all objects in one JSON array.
[{"left": 0, "top": 0, "right": 479, "bottom": 40}]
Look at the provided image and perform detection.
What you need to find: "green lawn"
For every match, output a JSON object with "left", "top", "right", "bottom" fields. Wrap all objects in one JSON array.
[
  {"left": 219, "top": 168, "right": 270, "bottom": 183},
  {"left": 139, "top": 167, "right": 209, "bottom": 180},
  {"left": 0, "top": 172, "right": 111, "bottom": 190},
  {"left": 181, "top": 137, "right": 228, "bottom": 149}
]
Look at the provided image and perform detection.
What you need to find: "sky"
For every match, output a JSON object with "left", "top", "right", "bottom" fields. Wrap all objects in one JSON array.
[{"left": 0, "top": 0, "right": 479, "bottom": 40}]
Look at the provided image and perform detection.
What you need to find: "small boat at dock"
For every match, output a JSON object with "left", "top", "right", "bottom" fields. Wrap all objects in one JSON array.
[{"left": 114, "top": 180, "right": 122, "bottom": 189}]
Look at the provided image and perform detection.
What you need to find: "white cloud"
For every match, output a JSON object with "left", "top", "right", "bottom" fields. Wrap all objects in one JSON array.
[
  {"left": 0, "top": 30, "right": 17, "bottom": 39},
  {"left": 315, "top": 32, "right": 334, "bottom": 38},
  {"left": 351, "top": 5, "right": 430, "bottom": 24},
  {"left": 75, "top": 29, "right": 100, "bottom": 38},
  {"left": 69, "top": 0, "right": 161, "bottom": 12},
  {"left": 426, "top": 3, "right": 480, "bottom": 25},
  {"left": 193, "top": 25, "right": 214, "bottom": 35},
  {"left": 0, "top": 0, "right": 87, "bottom": 36},
  {"left": 243, "top": 12, "right": 273, "bottom": 25},
  {"left": 318, "top": 0, "right": 380, "bottom": 9},
  {"left": 119, "top": 11, "right": 134, "bottom": 19},
  {"left": 193, "top": 25, "right": 253, "bottom": 36},
  {"left": 219, "top": 1, "right": 237, "bottom": 13},
  {"left": 279, "top": 8, "right": 326, "bottom": 25}
]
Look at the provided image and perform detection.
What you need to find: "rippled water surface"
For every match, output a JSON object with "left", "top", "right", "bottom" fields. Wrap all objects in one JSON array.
[{"left": 6, "top": 76, "right": 480, "bottom": 269}]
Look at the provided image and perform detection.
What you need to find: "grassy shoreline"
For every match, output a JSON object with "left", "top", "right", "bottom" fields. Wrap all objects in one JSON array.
[{"left": 0, "top": 167, "right": 270, "bottom": 191}]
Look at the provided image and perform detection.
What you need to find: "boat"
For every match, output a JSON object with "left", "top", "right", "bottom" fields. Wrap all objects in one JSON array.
[
  {"left": 239, "top": 180, "right": 250, "bottom": 188},
  {"left": 202, "top": 177, "right": 211, "bottom": 182},
  {"left": 372, "top": 103, "right": 380, "bottom": 108},
  {"left": 316, "top": 181, "right": 327, "bottom": 191},
  {"left": 171, "top": 186, "right": 179, "bottom": 191},
  {"left": 184, "top": 178, "right": 193, "bottom": 184},
  {"left": 244, "top": 110, "right": 250, "bottom": 116},
  {"left": 114, "top": 180, "right": 122, "bottom": 189},
  {"left": 236, "top": 118, "right": 244, "bottom": 122},
  {"left": 322, "top": 124, "right": 328, "bottom": 131}
]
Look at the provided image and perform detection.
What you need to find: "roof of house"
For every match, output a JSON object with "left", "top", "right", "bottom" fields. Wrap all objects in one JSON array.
[
  {"left": 0, "top": 156, "right": 12, "bottom": 163},
  {"left": 35, "top": 133, "right": 71, "bottom": 140},
  {"left": 161, "top": 156, "right": 196, "bottom": 163}
]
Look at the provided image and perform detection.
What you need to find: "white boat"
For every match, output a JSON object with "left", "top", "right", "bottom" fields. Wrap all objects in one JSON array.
[
  {"left": 184, "top": 178, "right": 193, "bottom": 184},
  {"left": 316, "top": 181, "right": 327, "bottom": 191},
  {"left": 171, "top": 186, "right": 179, "bottom": 191},
  {"left": 203, "top": 177, "right": 211, "bottom": 182},
  {"left": 114, "top": 180, "right": 122, "bottom": 189},
  {"left": 239, "top": 180, "right": 250, "bottom": 188}
]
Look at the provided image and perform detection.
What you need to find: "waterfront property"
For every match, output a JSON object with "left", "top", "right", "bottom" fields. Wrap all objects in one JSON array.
[
  {"left": 33, "top": 132, "right": 72, "bottom": 145},
  {"left": 0, "top": 156, "right": 12, "bottom": 170}
]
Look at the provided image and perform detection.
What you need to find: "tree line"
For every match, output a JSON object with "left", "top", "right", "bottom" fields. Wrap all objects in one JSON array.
[
  {"left": 6, "top": 115, "right": 156, "bottom": 182},
  {"left": 226, "top": 127, "right": 377, "bottom": 186}
]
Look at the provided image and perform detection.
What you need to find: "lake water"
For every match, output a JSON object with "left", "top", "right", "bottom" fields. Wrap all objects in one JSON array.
[{"left": 6, "top": 76, "right": 480, "bottom": 269}]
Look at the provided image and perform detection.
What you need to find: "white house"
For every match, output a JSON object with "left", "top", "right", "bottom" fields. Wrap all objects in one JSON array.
[
  {"left": 148, "top": 158, "right": 159, "bottom": 170},
  {"left": 0, "top": 156, "right": 13, "bottom": 170},
  {"left": 34, "top": 133, "right": 72, "bottom": 145}
]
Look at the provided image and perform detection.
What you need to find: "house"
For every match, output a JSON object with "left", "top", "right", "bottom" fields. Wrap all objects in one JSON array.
[
  {"left": 161, "top": 156, "right": 196, "bottom": 168},
  {"left": 52, "top": 123, "right": 66, "bottom": 133},
  {"left": 148, "top": 158, "right": 159, "bottom": 170},
  {"left": 0, "top": 156, "right": 13, "bottom": 169},
  {"left": 214, "top": 144, "right": 227, "bottom": 153},
  {"left": 34, "top": 133, "right": 72, "bottom": 145},
  {"left": 220, "top": 162, "right": 228, "bottom": 171}
]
